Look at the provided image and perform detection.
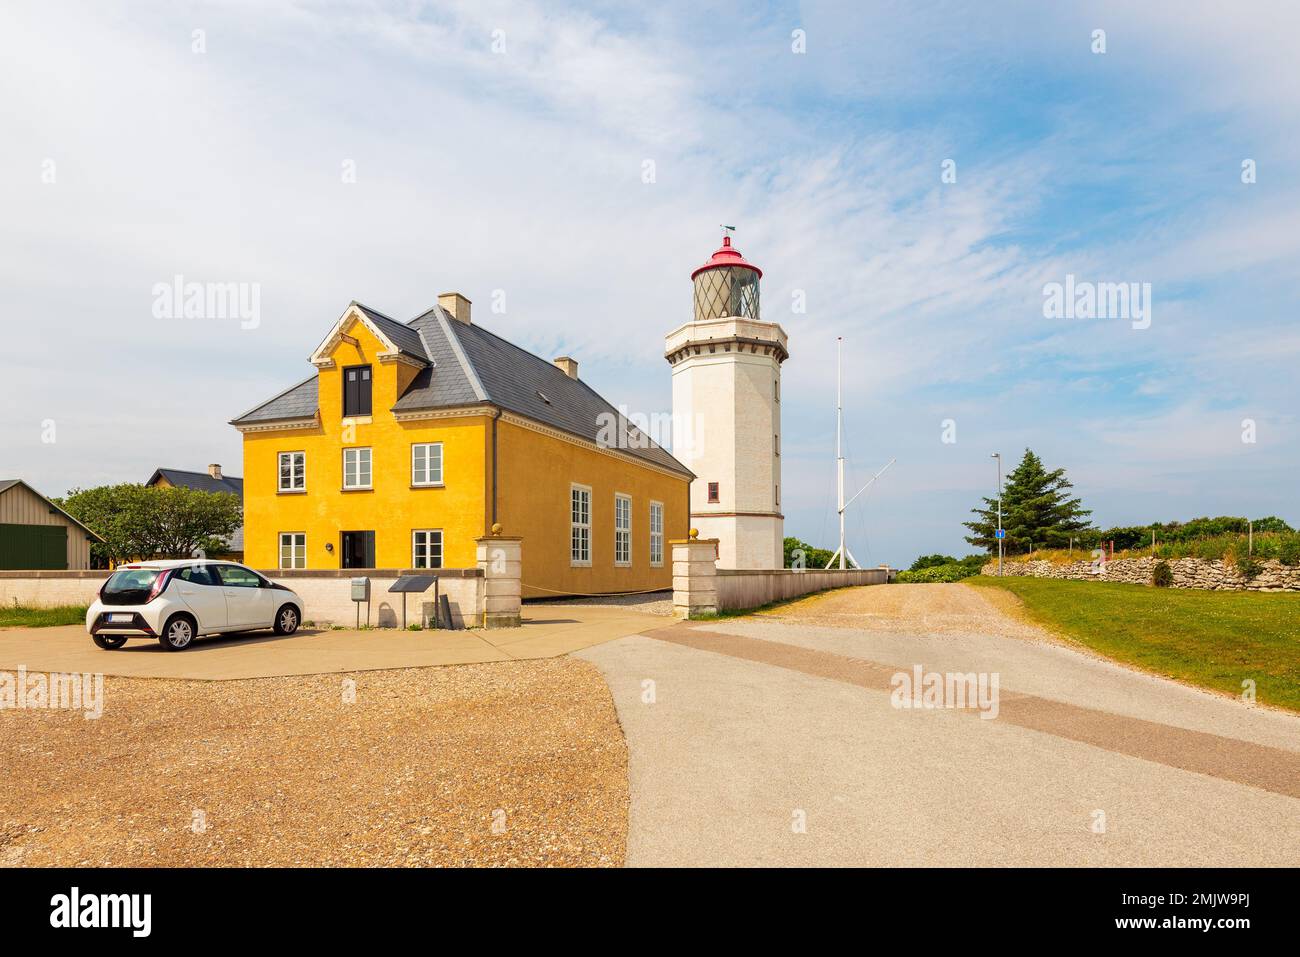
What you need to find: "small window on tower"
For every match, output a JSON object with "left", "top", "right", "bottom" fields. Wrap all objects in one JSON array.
[{"left": 707, "top": 482, "right": 719, "bottom": 504}]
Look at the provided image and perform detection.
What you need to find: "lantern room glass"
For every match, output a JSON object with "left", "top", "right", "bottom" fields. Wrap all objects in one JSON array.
[{"left": 693, "top": 266, "right": 760, "bottom": 323}]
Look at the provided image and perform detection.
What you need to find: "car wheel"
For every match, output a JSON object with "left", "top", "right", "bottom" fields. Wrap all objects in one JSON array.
[
  {"left": 159, "top": 614, "right": 197, "bottom": 651},
  {"left": 274, "top": 604, "right": 300, "bottom": 635},
  {"left": 92, "top": 634, "right": 128, "bottom": 650}
]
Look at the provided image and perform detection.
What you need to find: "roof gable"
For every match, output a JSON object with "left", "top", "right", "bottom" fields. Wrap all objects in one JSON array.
[
  {"left": 0, "top": 479, "right": 104, "bottom": 541},
  {"left": 308, "top": 302, "right": 428, "bottom": 369}
]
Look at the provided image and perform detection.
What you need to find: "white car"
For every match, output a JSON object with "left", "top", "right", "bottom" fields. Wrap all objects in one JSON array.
[{"left": 87, "top": 560, "right": 304, "bottom": 651}]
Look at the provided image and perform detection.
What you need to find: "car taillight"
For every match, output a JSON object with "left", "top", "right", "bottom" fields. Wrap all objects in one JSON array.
[{"left": 145, "top": 570, "right": 174, "bottom": 603}]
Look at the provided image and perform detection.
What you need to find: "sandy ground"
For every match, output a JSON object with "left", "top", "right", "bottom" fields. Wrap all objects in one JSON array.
[
  {"left": 0, "top": 658, "right": 627, "bottom": 867},
  {"left": 539, "top": 591, "right": 674, "bottom": 617},
  {"left": 578, "top": 583, "right": 1300, "bottom": 867}
]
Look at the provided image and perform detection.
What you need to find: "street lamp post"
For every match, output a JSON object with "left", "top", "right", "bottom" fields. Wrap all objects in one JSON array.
[{"left": 991, "top": 452, "right": 1003, "bottom": 577}]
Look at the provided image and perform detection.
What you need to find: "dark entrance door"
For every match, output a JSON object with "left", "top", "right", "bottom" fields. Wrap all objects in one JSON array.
[{"left": 340, "top": 531, "right": 375, "bottom": 569}]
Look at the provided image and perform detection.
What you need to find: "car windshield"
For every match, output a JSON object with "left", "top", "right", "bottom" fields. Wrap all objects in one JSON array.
[{"left": 102, "top": 568, "right": 163, "bottom": 604}]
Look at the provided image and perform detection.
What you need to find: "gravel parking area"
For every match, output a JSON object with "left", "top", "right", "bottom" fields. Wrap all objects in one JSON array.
[{"left": 0, "top": 658, "right": 626, "bottom": 867}]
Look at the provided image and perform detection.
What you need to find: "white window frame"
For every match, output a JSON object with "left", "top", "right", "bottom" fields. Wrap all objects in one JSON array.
[
  {"left": 279, "top": 532, "right": 306, "bottom": 569},
  {"left": 343, "top": 447, "right": 372, "bottom": 490},
  {"left": 649, "top": 500, "right": 664, "bottom": 567},
  {"left": 570, "top": 483, "right": 591, "bottom": 567},
  {"left": 411, "top": 442, "right": 444, "bottom": 487},
  {"left": 278, "top": 451, "right": 305, "bottom": 492},
  {"left": 412, "top": 529, "right": 443, "bottom": 569},
  {"left": 614, "top": 493, "right": 632, "bottom": 567}
]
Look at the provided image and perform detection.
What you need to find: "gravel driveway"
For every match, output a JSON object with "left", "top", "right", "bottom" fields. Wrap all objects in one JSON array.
[
  {"left": 578, "top": 583, "right": 1300, "bottom": 866},
  {"left": 1, "top": 658, "right": 627, "bottom": 866}
]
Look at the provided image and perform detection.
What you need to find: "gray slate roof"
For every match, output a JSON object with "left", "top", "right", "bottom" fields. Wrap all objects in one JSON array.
[
  {"left": 146, "top": 468, "right": 244, "bottom": 497},
  {"left": 231, "top": 375, "right": 319, "bottom": 424},
  {"left": 353, "top": 302, "right": 427, "bottom": 361},
  {"left": 231, "top": 303, "right": 691, "bottom": 478}
]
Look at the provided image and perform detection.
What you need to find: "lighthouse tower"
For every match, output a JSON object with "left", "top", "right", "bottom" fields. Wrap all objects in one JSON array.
[{"left": 665, "top": 233, "right": 788, "bottom": 569}]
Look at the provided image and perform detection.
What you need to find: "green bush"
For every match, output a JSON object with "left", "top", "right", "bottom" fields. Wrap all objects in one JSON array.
[
  {"left": 1151, "top": 560, "right": 1173, "bottom": 588},
  {"left": 1279, "top": 538, "right": 1300, "bottom": 566},
  {"left": 896, "top": 555, "right": 987, "bottom": 583}
]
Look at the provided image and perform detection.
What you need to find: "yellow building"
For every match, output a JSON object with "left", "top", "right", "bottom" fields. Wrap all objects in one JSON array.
[{"left": 231, "top": 294, "right": 692, "bottom": 597}]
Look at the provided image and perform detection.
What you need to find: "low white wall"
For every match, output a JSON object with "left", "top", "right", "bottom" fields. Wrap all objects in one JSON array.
[
  {"left": 272, "top": 573, "right": 482, "bottom": 629},
  {"left": 0, "top": 569, "right": 484, "bottom": 629},
  {"left": 716, "top": 567, "right": 891, "bottom": 611}
]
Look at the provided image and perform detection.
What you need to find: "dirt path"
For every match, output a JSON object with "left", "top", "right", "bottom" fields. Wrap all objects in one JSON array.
[{"left": 756, "top": 581, "right": 1047, "bottom": 640}]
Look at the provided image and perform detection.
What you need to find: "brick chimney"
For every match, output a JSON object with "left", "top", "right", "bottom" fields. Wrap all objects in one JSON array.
[
  {"left": 208, "top": 464, "right": 222, "bottom": 479},
  {"left": 438, "top": 292, "right": 472, "bottom": 324},
  {"left": 553, "top": 356, "right": 578, "bottom": 379}
]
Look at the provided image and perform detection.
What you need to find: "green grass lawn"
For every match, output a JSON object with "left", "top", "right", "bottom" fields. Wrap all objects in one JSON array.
[
  {"left": 966, "top": 576, "right": 1300, "bottom": 711},
  {"left": 0, "top": 605, "right": 88, "bottom": 628}
]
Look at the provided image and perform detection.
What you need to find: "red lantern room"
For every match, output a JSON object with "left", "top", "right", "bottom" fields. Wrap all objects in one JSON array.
[{"left": 691, "top": 234, "right": 761, "bottom": 323}]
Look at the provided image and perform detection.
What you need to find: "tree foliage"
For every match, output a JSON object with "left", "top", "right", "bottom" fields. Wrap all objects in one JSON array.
[
  {"left": 56, "top": 484, "right": 242, "bottom": 565},
  {"left": 784, "top": 536, "right": 837, "bottom": 569},
  {"left": 909, "top": 553, "right": 958, "bottom": 571},
  {"left": 964, "top": 449, "right": 1092, "bottom": 554}
]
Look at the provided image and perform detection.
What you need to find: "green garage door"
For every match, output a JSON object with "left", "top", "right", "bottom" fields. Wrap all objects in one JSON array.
[{"left": 0, "top": 523, "right": 68, "bottom": 570}]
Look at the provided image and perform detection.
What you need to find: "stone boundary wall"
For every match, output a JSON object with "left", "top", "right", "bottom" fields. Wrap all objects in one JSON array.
[
  {"left": 981, "top": 557, "right": 1300, "bottom": 592},
  {"left": 716, "top": 567, "right": 892, "bottom": 611}
]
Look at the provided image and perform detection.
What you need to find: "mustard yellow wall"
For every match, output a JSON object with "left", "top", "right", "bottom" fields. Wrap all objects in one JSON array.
[
  {"left": 242, "top": 320, "right": 488, "bottom": 570},
  {"left": 495, "top": 418, "right": 690, "bottom": 597},
  {"left": 241, "top": 312, "right": 690, "bottom": 591}
]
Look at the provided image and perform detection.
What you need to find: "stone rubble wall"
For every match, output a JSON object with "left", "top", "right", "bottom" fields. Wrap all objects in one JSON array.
[{"left": 981, "top": 557, "right": 1300, "bottom": 592}]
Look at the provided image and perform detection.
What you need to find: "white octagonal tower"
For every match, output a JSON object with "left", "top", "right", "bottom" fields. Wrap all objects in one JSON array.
[{"left": 665, "top": 233, "right": 788, "bottom": 569}]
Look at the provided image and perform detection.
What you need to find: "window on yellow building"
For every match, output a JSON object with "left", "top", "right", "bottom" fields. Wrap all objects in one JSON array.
[
  {"left": 343, "top": 448, "right": 372, "bottom": 489},
  {"left": 649, "top": 501, "right": 664, "bottom": 566},
  {"left": 279, "top": 532, "right": 306, "bottom": 569},
  {"left": 570, "top": 484, "right": 591, "bottom": 567},
  {"left": 343, "top": 365, "right": 372, "bottom": 417},
  {"left": 278, "top": 451, "right": 305, "bottom": 492},
  {"left": 412, "top": 529, "right": 443, "bottom": 569},
  {"left": 614, "top": 494, "right": 631, "bottom": 566},
  {"left": 411, "top": 443, "right": 443, "bottom": 486}
]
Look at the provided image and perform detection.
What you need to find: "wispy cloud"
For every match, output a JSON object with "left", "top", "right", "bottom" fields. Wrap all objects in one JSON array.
[{"left": 2, "top": 0, "right": 1296, "bottom": 565}]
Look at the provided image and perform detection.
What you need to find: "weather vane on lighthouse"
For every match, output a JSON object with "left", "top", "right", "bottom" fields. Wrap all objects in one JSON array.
[{"left": 719, "top": 224, "right": 736, "bottom": 238}]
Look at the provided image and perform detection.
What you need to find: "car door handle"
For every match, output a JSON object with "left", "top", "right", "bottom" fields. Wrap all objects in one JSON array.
[{"left": 223, "top": 590, "right": 240, "bottom": 598}]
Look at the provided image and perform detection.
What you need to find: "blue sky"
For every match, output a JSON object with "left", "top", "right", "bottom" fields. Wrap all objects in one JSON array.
[{"left": 3, "top": 0, "right": 1297, "bottom": 568}]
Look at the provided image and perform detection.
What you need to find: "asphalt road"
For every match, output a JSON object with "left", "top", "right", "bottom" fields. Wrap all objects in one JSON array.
[{"left": 577, "top": 583, "right": 1300, "bottom": 867}]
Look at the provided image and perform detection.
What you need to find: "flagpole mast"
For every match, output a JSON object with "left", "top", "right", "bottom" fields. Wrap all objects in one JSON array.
[{"left": 837, "top": 336, "right": 846, "bottom": 570}]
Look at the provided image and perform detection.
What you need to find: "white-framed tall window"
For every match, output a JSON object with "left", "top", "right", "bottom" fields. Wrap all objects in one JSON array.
[
  {"left": 649, "top": 501, "right": 664, "bottom": 567},
  {"left": 570, "top": 483, "right": 591, "bottom": 566},
  {"left": 279, "top": 532, "right": 306, "bottom": 569},
  {"left": 412, "top": 529, "right": 443, "bottom": 569},
  {"left": 278, "top": 451, "right": 305, "bottom": 492},
  {"left": 614, "top": 494, "right": 631, "bottom": 566},
  {"left": 411, "top": 442, "right": 443, "bottom": 486},
  {"left": 343, "top": 447, "right": 372, "bottom": 489}
]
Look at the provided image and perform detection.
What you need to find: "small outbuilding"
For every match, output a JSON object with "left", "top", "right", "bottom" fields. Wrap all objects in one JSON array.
[{"left": 0, "top": 479, "right": 103, "bottom": 570}]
